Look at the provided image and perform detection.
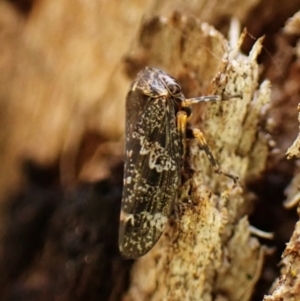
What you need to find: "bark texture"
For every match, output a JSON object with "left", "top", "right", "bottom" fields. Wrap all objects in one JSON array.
[
  {"left": 123, "top": 14, "right": 269, "bottom": 301},
  {"left": 264, "top": 12, "right": 300, "bottom": 301}
]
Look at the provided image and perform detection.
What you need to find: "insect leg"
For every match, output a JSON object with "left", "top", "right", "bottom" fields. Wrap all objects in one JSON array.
[
  {"left": 190, "top": 128, "right": 238, "bottom": 183},
  {"left": 183, "top": 94, "right": 241, "bottom": 106},
  {"left": 176, "top": 110, "right": 188, "bottom": 159}
]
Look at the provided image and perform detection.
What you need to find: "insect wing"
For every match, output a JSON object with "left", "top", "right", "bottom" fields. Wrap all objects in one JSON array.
[{"left": 119, "top": 89, "right": 182, "bottom": 259}]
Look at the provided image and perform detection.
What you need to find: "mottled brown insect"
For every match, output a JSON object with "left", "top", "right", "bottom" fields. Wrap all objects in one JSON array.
[{"left": 119, "top": 67, "right": 237, "bottom": 259}]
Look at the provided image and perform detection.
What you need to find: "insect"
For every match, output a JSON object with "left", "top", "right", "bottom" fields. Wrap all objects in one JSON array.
[{"left": 119, "top": 67, "right": 238, "bottom": 259}]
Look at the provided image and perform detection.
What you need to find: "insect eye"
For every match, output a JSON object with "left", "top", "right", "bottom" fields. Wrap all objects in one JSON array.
[{"left": 168, "top": 84, "right": 181, "bottom": 96}]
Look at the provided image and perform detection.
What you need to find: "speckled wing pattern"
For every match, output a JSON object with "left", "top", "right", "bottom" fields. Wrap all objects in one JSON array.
[{"left": 119, "top": 67, "right": 183, "bottom": 259}]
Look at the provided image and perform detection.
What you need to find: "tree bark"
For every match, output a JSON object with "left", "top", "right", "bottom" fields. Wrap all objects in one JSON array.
[{"left": 0, "top": 1, "right": 300, "bottom": 301}]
